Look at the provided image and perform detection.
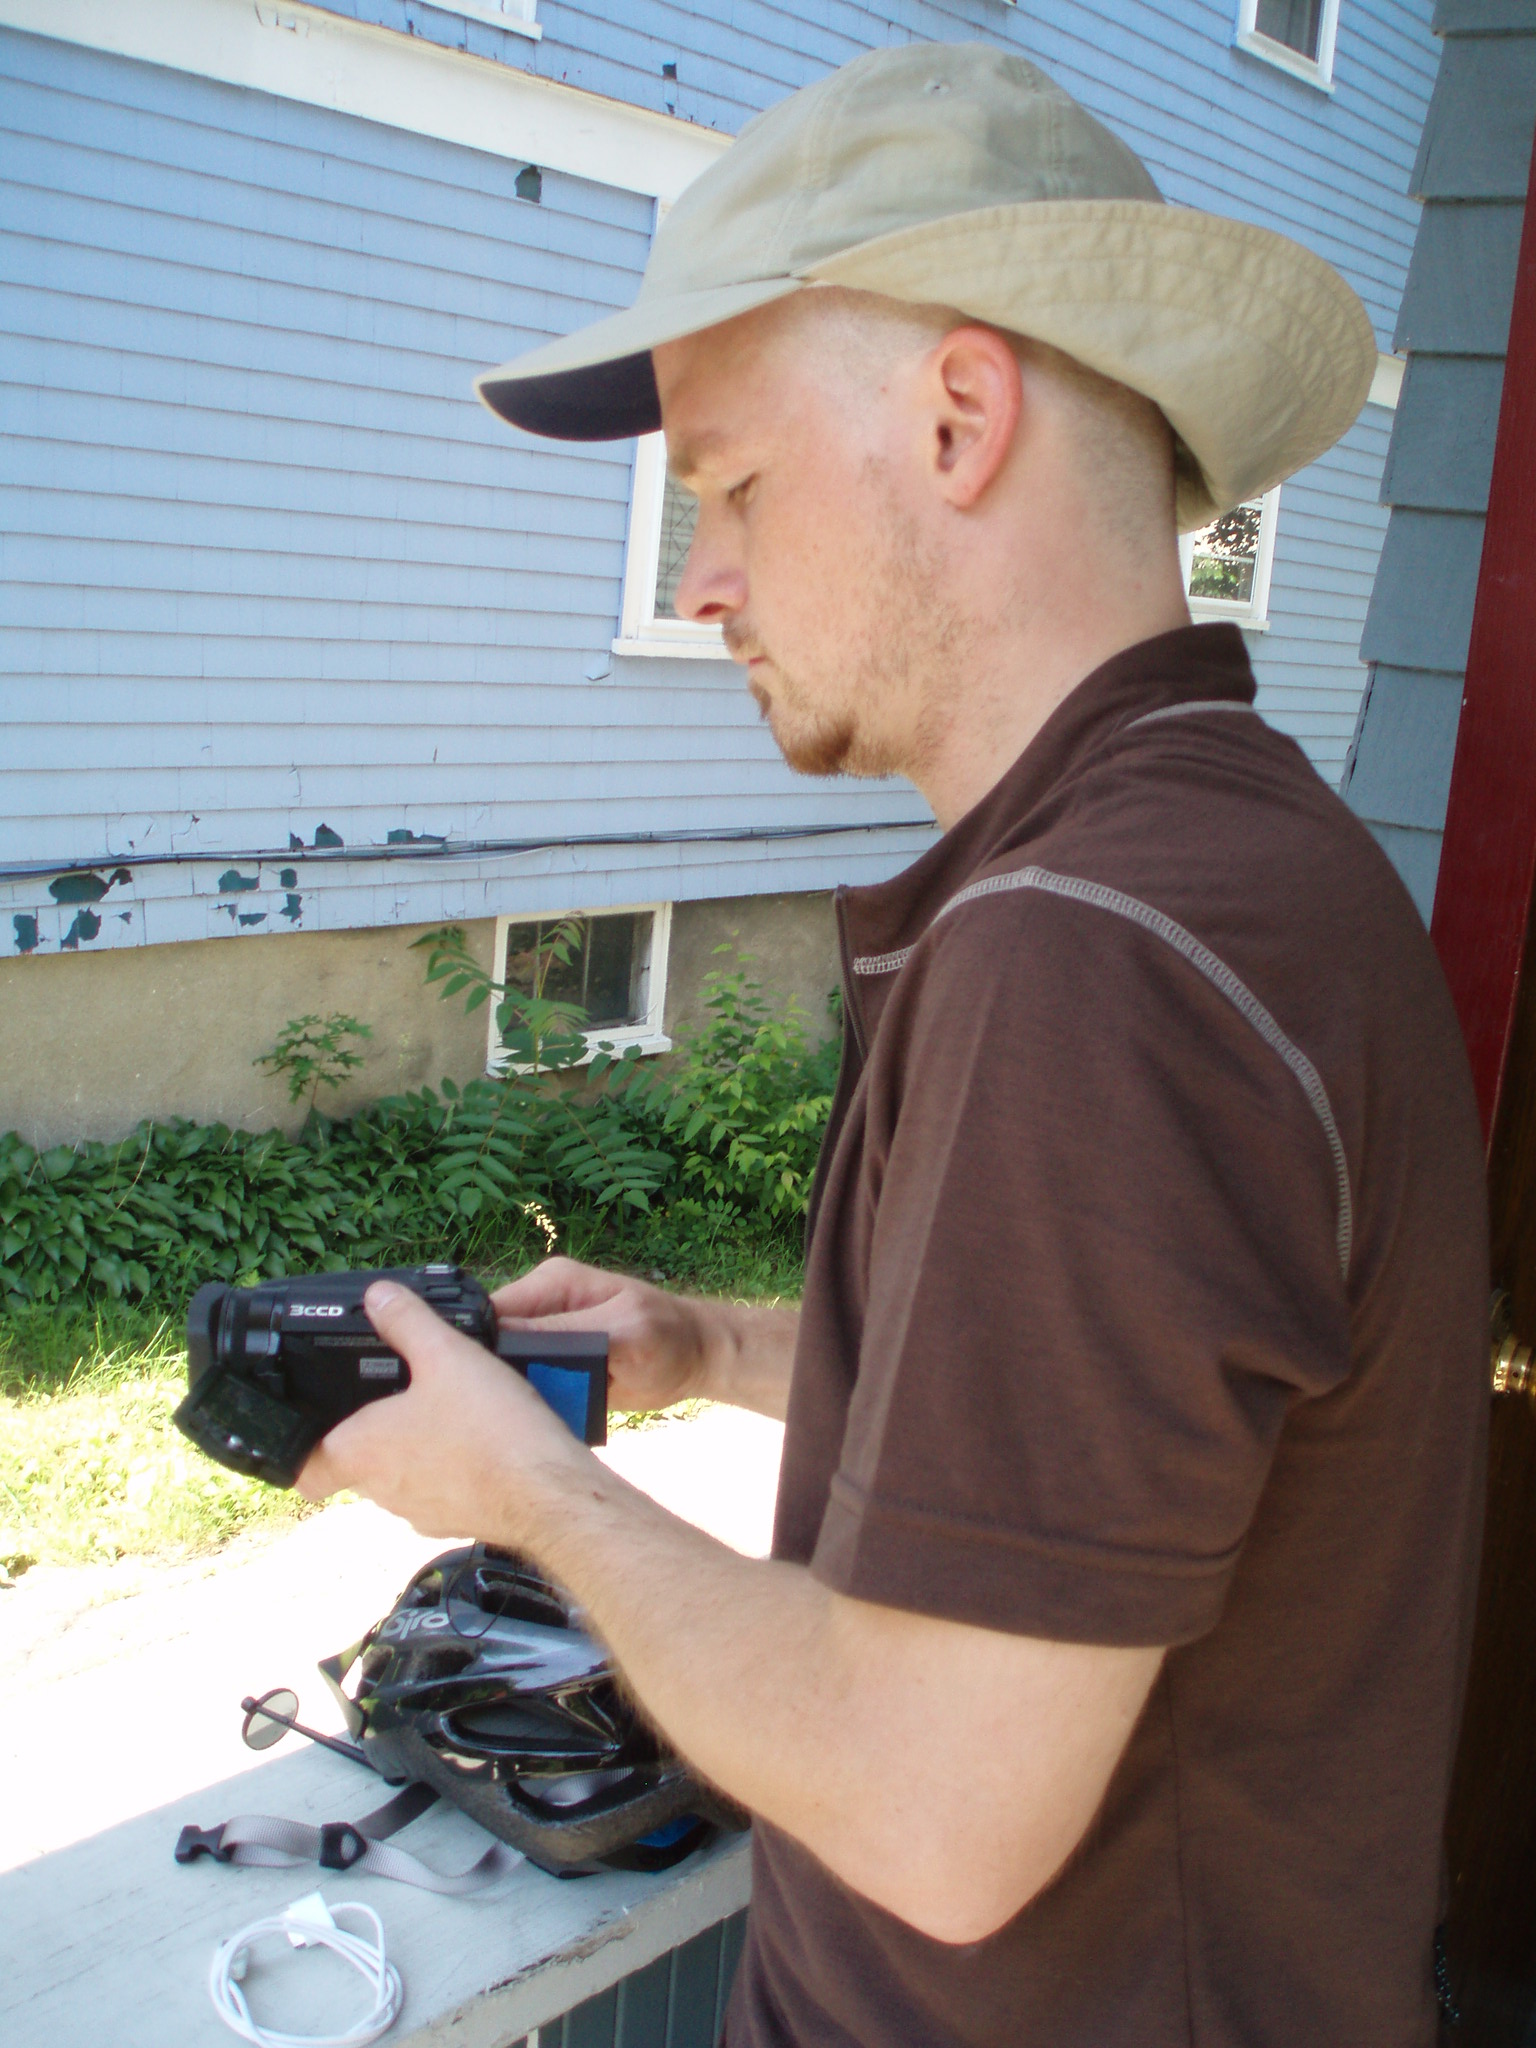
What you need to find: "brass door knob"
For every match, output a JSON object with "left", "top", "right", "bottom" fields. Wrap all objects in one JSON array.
[
  {"left": 1493, "top": 1330, "right": 1535, "bottom": 1398},
  {"left": 1490, "top": 1291, "right": 1535, "bottom": 1398}
]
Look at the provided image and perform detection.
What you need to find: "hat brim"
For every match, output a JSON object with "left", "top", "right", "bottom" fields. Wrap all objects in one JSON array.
[
  {"left": 475, "top": 199, "right": 1375, "bottom": 529},
  {"left": 475, "top": 277, "right": 803, "bottom": 441}
]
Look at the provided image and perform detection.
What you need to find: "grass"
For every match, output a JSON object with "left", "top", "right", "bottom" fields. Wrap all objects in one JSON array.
[
  {"left": 0, "top": 1226, "right": 803, "bottom": 1579},
  {"left": 0, "top": 1302, "right": 316, "bottom": 1576}
]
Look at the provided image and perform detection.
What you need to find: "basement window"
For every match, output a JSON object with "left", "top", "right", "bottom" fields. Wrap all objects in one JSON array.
[
  {"left": 1234, "top": 0, "right": 1339, "bottom": 90},
  {"left": 1180, "top": 487, "right": 1281, "bottom": 631},
  {"left": 613, "top": 434, "right": 725, "bottom": 658},
  {"left": 486, "top": 904, "right": 673, "bottom": 1071}
]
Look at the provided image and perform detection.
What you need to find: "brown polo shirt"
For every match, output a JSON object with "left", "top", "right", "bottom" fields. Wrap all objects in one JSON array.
[{"left": 724, "top": 624, "right": 1488, "bottom": 2048}]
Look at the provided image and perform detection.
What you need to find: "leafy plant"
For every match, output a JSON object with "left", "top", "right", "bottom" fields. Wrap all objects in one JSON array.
[
  {"left": 413, "top": 920, "right": 596, "bottom": 1074},
  {"left": 414, "top": 924, "right": 666, "bottom": 1219},
  {"left": 254, "top": 1012, "right": 374, "bottom": 1113},
  {"left": 0, "top": 943, "right": 839, "bottom": 1318},
  {"left": 620, "top": 955, "right": 840, "bottom": 1221}
]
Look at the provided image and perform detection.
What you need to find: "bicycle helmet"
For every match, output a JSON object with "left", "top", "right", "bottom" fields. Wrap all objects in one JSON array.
[{"left": 322, "top": 1543, "right": 744, "bottom": 1876}]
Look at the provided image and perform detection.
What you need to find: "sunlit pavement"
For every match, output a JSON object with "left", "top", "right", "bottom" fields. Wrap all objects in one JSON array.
[{"left": 0, "top": 1404, "right": 783, "bottom": 1873}]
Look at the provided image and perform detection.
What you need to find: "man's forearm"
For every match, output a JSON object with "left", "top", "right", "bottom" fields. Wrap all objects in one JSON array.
[
  {"left": 503, "top": 1444, "right": 1156, "bottom": 1943},
  {"left": 695, "top": 1297, "right": 799, "bottom": 1420},
  {"left": 299, "top": 1284, "right": 1160, "bottom": 1946},
  {"left": 509, "top": 1447, "right": 936, "bottom": 1920}
]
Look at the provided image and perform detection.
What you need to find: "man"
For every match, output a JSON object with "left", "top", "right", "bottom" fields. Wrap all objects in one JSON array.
[{"left": 300, "top": 45, "right": 1489, "bottom": 2047}]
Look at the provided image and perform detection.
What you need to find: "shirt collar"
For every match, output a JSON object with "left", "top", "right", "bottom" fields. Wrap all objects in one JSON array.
[{"left": 835, "top": 622, "right": 1258, "bottom": 1046}]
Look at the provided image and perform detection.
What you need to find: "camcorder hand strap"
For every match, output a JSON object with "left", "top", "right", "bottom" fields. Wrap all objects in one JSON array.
[{"left": 175, "top": 1781, "right": 520, "bottom": 1895}]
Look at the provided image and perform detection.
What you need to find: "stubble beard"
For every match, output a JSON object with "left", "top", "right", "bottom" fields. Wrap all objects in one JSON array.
[
  {"left": 737, "top": 482, "right": 958, "bottom": 784},
  {"left": 749, "top": 665, "right": 863, "bottom": 777}
]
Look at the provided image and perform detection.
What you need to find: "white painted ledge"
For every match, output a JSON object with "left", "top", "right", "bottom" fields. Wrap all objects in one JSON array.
[
  {"left": 0, "top": 0, "right": 729, "bottom": 203},
  {"left": 612, "top": 635, "right": 733, "bottom": 660},
  {"left": 1233, "top": 27, "right": 1336, "bottom": 92},
  {"left": 0, "top": 1737, "right": 749, "bottom": 2048}
]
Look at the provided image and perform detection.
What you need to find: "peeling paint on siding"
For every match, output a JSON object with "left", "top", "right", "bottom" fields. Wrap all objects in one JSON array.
[
  {"left": 217, "top": 869, "right": 261, "bottom": 892},
  {"left": 49, "top": 868, "right": 131, "bottom": 905},
  {"left": 60, "top": 909, "right": 102, "bottom": 949},
  {"left": 13, "top": 914, "right": 38, "bottom": 954}
]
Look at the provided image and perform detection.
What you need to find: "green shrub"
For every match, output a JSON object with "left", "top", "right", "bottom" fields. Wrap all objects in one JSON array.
[
  {"left": 253, "top": 1010, "right": 374, "bottom": 1111},
  {"left": 614, "top": 959, "right": 840, "bottom": 1222},
  {"left": 0, "top": 950, "right": 835, "bottom": 1316}
]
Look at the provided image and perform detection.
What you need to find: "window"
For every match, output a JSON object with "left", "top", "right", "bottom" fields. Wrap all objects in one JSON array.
[
  {"left": 448, "top": 0, "right": 542, "bottom": 39},
  {"left": 1180, "top": 488, "right": 1280, "bottom": 630},
  {"left": 1234, "top": 0, "right": 1339, "bottom": 89},
  {"left": 486, "top": 903, "right": 672, "bottom": 1071},
  {"left": 613, "top": 433, "right": 726, "bottom": 657}
]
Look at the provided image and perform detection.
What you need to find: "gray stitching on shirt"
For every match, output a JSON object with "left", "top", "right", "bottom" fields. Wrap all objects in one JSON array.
[
  {"left": 1124, "top": 700, "right": 1261, "bottom": 731},
  {"left": 931, "top": 866, "right": 1354, "bottom": 1281},
  {"left": 850, "top": 945, "right": 915, "bottom": 977}
]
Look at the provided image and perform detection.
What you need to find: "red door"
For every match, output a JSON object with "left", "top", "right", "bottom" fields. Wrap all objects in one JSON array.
[{"left": 1425, "top": 130, "right": 1536, "bottom": 2047}]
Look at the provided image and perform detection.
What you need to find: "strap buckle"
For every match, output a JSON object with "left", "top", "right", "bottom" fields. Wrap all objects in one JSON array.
[
  {"left": 175, "top": 1823, "right": 234, "bottom": 1865},
  {"left": 317, "top": 1820, "right": 370, "bottom": 1871}
]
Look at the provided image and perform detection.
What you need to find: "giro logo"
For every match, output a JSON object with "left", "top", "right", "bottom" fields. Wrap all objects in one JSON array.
[
  {"left": 379, "top": 1609, "right": 451, "bottom": 1640},
  {"left": 289, "top": 1303, "right": 345, "bottom": 1318}
]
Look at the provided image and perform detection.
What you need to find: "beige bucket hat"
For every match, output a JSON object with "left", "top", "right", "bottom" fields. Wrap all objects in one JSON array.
[{"left": 476, "top": 42, "right": 1376, "bottom": 530}]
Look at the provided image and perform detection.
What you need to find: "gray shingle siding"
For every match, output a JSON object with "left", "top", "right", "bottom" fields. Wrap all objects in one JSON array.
[
  {"left": 1410, "top": 33, "right": 1536, "bottom": 195},
  {"left": 1379, "top": 353, "right": 1504, "bottom": 507},
  {"left": 1396, "top": 200, "right": 1525, "bottom": 348},
  {"left": 1342, "top": 3, "right": 1535, "bottom": 921},
  {"left": 1360, "top": 508, "right": 1488, "bottom": 670}
]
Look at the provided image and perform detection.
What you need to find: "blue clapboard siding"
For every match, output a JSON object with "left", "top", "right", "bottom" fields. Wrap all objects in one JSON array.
[
  {"left": 1342, "top": 0, "right": 1536, "bottom": 921},
  {"left": 0, "top": 24, "right": 934, "bottom": 953},
  {"left": 0, "top": 4, "right": 1441, "bottom": 955},
  {"left": 1249, "top": 407, "right": 1395, "bottom": 782},
  {"left": 1253, "top": 407, "right": 1400, "bottom": 782}
]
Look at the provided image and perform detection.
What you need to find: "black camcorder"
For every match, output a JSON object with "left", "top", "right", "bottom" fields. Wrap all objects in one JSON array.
[{"left": 173, "top": 1263, "right": 608, "bottom": 1488}]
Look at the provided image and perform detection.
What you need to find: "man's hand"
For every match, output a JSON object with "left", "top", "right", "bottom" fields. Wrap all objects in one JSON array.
[
  {"left": 493, "top": 1257, "right": 715, "bottom": 1415},
  {"left": 295, "top": 1280, "right": 587, "bottom": 1542},
  {"left": 494, "top": 1256, "right": 799, "bottom": 1421}
]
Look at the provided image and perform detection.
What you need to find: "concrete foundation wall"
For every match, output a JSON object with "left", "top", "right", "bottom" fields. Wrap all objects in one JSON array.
[{"left": 0, "top": 893, "right": 839, "bottom": 1151}]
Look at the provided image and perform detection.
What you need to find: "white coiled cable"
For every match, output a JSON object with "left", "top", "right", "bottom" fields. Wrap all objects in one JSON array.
[{"left": 208, "top": 1894, "right": 403, "bottom": 2048}]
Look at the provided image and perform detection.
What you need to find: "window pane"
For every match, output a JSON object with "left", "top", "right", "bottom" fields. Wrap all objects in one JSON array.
[
  {"left": 502, "top": 914, "right": 652, "bottom": 1030},
  {"left": 584, "top": 912, "right": 650, "bottom": 1028},
  {"left": 1186, "top": 499, "right": 1262, "bottom": 605},
  {"left": 1254, "top": 0, "right": 1323, "bottom": 57},
  {"left": 502, "top": 921, "right": 546, "bottom": 1000},
  {"left": 654, "top": 474, "right": 698, "bottom": 619}
]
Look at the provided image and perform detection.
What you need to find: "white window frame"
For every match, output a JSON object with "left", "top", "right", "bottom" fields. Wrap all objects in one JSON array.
[
  {"left": 1180, "top": 486, "right": 1281, "bottom": 631},
  {"left": 446, "top": 0, "right": 541, "bottom": 38},
  {"left": 485, "top": 901, "right": 674, "bottom": 1073},
  {"left": 1234, "top": 0, "right": 1340, "bottom": 92},
  {"left": 612, "top": 435, "right": 728, "bottom": 660}
]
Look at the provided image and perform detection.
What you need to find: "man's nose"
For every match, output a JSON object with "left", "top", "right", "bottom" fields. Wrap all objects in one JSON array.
[{"left": 672, "top": 513, "right": 747, "bottom": 627}]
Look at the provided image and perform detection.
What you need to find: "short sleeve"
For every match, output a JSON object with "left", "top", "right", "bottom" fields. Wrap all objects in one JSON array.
[{"left": 810, "top": 889, "right": 1352, "bottom": 1647}]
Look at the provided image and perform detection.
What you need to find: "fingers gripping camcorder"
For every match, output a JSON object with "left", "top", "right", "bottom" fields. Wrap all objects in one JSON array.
[{"left": 173, "top": 1264, "right": 608, "bottom": 1488}]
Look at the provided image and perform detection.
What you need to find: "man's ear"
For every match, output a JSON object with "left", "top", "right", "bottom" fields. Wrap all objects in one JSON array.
[{"left": 927, "top": 327, "right": 1023, "bottom": 510}]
